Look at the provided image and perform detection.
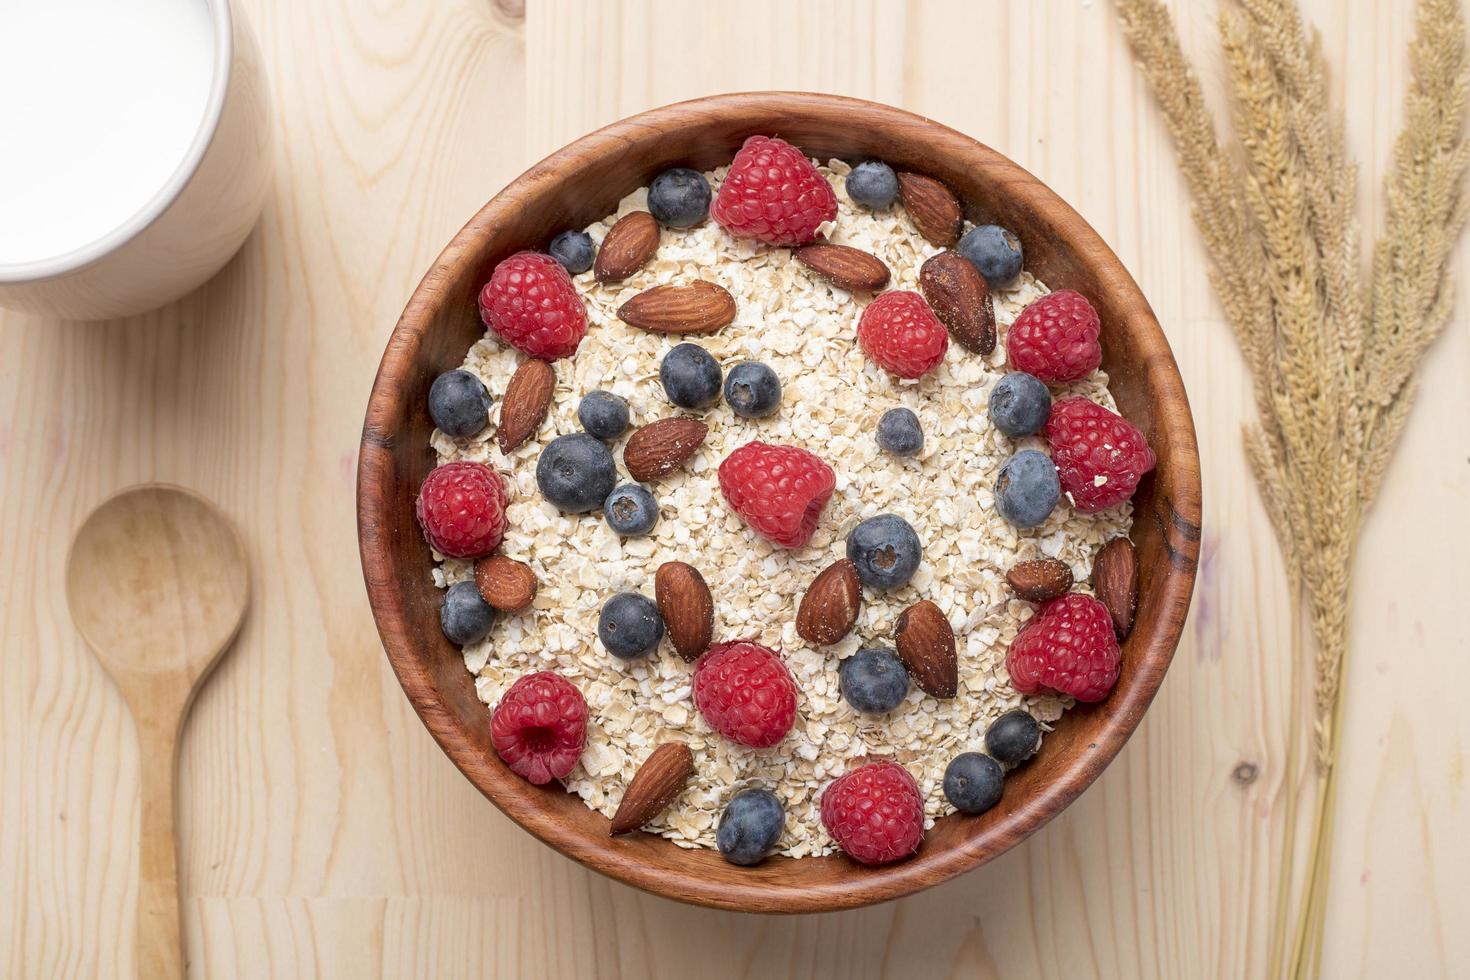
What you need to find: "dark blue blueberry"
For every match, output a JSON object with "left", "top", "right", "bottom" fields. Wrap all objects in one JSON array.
[
  {"left": 577, "top": 389, "right": 630, "bottom": 440},
  {"left": 839, "top": 647, "right": 910, "bottom": 714},
  {"left": 603, "top": 484, "right": 658, "bottom": 536},
  {"left": 846, "top": 160, "right": 899, "bottom": 210},
  {"left": 716, "top": 788, "right": 785, "bottom": 866},
  {"left": 535, "top": 433, "right": 617, "bottom": 513},
  {"left": 659, "top": 342, "right": 722, "bottom": 410},
  {"left": 957, "top": 224, "right": 1024, "bottom": 289},
  {"left": 994, "top": 450, "right": 1060, "bottom": 528},
  {"left": 548, "top": 229, "right": 596, "bottom": 275},
  {"left": 428, "top": 369, "right": 491, "bottom": 438},
  {"left": 943, "top": 752, "right": 1004, "bottom": 814},
  {"left": 724, "top": 361, "right": 782, "bottom": 418},
  {"left": 877, "top": 407, "right": 924, "bottom": 456},
  {"left": 597, "top": 591, "right": 664, "bottom": 659},
  {"left": 440, "top": 581, "right": 495, "bottom": 646},
  {"left": 647, "top": 167, "right": 712, "bottom": 229},
  {"left": 988, "top": 372, "right": 1052, "bottom": 438},
  {"left": 985, "top": 709, "right": 1042, "bottom": 765},
  {"left": 846, "top": 513, "right": 922, "bottom": 590}
]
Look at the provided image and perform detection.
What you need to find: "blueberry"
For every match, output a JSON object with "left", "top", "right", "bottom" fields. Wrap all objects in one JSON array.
[
  {"left": 839, "top": 647, "right": 910, "bottom": 714},
  {"left": 846, "top": 513, "right": 922, "bottom": 589},
  {"left": 648, "top": 167, "right": 712, "bottom": 229},
  {"left": 598, "top": 592, "right": 664, "bottom": 659},
  {"left": 548, "top": 229, "right": 596, "bottom": 275},
  {"left": 994, "top": 450, "right": 1060, "bottom": 528},
  {"left": 877, "top": 407, "right": 923, "bottom": 456},
  {"left": 603, "top": 484, "right": 658, "bottom": 536},
  {"left": 440, "top": 581, "right": 495, "bottom": 646},
  {"left": 578, "top": 390, "right": 630, "bottom": 440},
  {"left": 846, "top": 160, "right": 899, "bottom": 210},
  {"left": 659, "top": 343, "right": 722, "bottom": 410},
  {"left": 536, "top": 433, "right": 617, "bottom": 513},
  {"left": 957, "top": 224, "right": 1024, "bottom": 289},
  {"left": 428, "top": 369, "right": 491, "bottom": 438},
  {"left": 985, "top": 709, "right": 1042, "bottom": 765},
  {"left": 724, "top": 361, "right": 782, "bottom": 418},
  {"left": 988, "top": 372, "right": 1052, "bottom": 438},
  {"left": 943, "top": 752, "right": 1005, "bottom": 814},
  {"left": 716, "top": 788, "right": 785, "bottom": 866}
]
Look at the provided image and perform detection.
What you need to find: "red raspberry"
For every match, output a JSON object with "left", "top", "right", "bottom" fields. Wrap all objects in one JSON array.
[
  {"left": 415, "top": 461, "right": 509, "bottom": 559},
  {"left": 692, "top": 642, "right": 799, "bottom": 748},
  {"left": 857, "top": 291, "right": 949, "bottom": 379},
  {"left": 477, "top": 251, "right": 588, "bottom": 360},
  {"left": 1006, "top": 289, "right": 1103, "bottom": 383},
  {"left": 717, "top": 442, "right": 836, "bottom": 549},
  {"left": 820, "top": 759, "right": 924, "bottom": 866},
  {"left": 1006, "top": 594, "right": 1121, "bottom": 702},
  {"left": 710, "top": 135, "right": 838, "bottom": 246},
  {"left": 1044, "top": 397, "right": 1157, "bottom": 512},
  {"left": 490, "top": 671, "right": 588, "bottom": 784}
]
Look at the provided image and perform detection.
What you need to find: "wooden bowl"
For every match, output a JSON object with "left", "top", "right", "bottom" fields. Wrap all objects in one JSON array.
[{"left": 358, "top": 92, "right": 1201, "bottom": 912}]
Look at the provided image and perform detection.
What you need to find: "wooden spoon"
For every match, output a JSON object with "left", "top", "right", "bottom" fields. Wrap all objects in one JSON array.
[{"left": 66, "top": 485, "right": 249, "bottom": 979}]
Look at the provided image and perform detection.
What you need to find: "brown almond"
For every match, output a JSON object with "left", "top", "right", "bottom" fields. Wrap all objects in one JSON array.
[
  {"left": 896, "top": 172, "right": 963, "bottom": 246},
  {"left": 617, "top": 281, "right": 736, "bottom": 334},
  {"left": 919, "top": 250, "right": 996, "bottom": 354},
  {"left": 796, "top": 559, "right": 861, "bottom": 646},
  {"left": 610, "top": 742, "right": 695, "bottom": 836},
  {"left": 474, "top": 555, "right": 538, "bottom": 613},
  {"left": 793, "top": 243, "right": 891, "bottom": 293},
  {"left": 1091, "top": 538, "right": 1138, "bottom": 639},
  {"left": 497, "top": 359, "right": 554, "bottom": 453},
  {"left": 594, "top": 210, "right": 659, "bottom": 283},
  {"left": 1006, "top": 558, "right": 1074, "bottom": 603},
  {"left": 623, "top": 417, "right": 707, "bottom": 482},
  {"left": 655, "top": 561, "right": 713, "bottom": 662},
  {"left": 895, "top": 600, "right": 958, "bottom": 699}
]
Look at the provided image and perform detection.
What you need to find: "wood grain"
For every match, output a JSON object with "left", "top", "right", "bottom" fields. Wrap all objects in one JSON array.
[{"left": 2, "top": 0, "right": 1466, "bottom": 975}]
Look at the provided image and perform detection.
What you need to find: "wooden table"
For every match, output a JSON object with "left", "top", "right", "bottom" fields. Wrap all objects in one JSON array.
[{"left": 3, "top": 1, "right": 1465, "bottom": 975}]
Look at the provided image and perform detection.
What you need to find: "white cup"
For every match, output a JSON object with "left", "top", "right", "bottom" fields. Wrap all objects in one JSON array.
[{"left": 0, "top": 0, "right": 271, "bottom": 321}]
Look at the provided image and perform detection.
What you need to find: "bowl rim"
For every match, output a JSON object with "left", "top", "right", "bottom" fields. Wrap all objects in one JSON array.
[{"left": 358, "top": 91, "right": 1201, "bottom": 912}]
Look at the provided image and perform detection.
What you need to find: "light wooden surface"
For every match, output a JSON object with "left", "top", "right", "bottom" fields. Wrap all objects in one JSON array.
[{"left": 2, "top": 0, "right": 1465, "bottom": 975}]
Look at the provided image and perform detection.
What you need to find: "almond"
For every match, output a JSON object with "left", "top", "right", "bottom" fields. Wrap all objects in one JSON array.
[
  {"left": 919, "top": 250, "right": 996, "bottom": 354},
  {"left": 1091, "top": 537, "right": 1138, "bottom": 639},
  {"left": 610, "top": 742, "right": 694, "bottom": 836},
  {"left": 623, "top": 417, "right": 707, "bottom": 482},
  {"left": 896, "top": 172, "right": 963, "bottom": 246},
  {"left": 796, "top": 559, "right": 861, "bottom": 646},
  {"left": 617, "top": 281, "right": 736, "bottom": 334},
  {"left": 655, "top": 561, "right": 713, "bottom": 662},
  {"left": 594, "top": 210, "right": 659, "bottom": 283},
  {"left": 474, "top": 555, "right": 538, "bottom": 612},
  {"left": 895, "top": 600, "right": 958, "bottom": 698},
  {"left": 1006, "top": 558, "right": 1074, "bottom": 603},
  {"left": 496, "top": 359, "right": 554, "bottom": 453},
  {"left": 793, "top": 243, "right": 891, "bottom": 292}
]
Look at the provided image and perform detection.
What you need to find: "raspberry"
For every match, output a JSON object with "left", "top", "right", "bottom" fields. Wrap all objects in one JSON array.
[
  {"left": 1005, "top": 594, "right": 1121, "bottom": 702},
  {"left": 710, "top": 136, "right": 838, "bottom": 246},
  {"left": 477, "top": 251, "right": 588, "bottom": 360},
  {"left": 490, "top": 671, "right": 588, "bottom": 784},
  {"left": 717, "top": 441, "right": 836, "bottom": 549},
  {"left": 857, "top": 291, "right": 949, "bottom": 379},
  {"left": 1006, "top": 289, "right": 1102, "bottom": 383},
  {"left": 415, "top": 461, "right": 509, "bottom": 559},
  {"left": 820, "top": 759, "right": 924, "bottom": 865},
  {"left": 1044, "top": 397, "right": 1157, "bottom": 512},
  {"left": 692, "top": 642, "right": 798, "bottom": 748}
]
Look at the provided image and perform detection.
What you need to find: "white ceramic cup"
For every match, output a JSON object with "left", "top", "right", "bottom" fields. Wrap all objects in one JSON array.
[{"left": 0, "top": 0, "right": 271, "bottom": 321}]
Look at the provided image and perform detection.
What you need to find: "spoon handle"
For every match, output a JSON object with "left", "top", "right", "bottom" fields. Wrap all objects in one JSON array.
[{"left": 135, "top": 701, "right": 185, "bottom": 979}]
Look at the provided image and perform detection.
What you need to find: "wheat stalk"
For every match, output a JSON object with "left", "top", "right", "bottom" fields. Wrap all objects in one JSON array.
[{"left": 1116, "top": 0, "right": 1468, "bottom": 975}]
